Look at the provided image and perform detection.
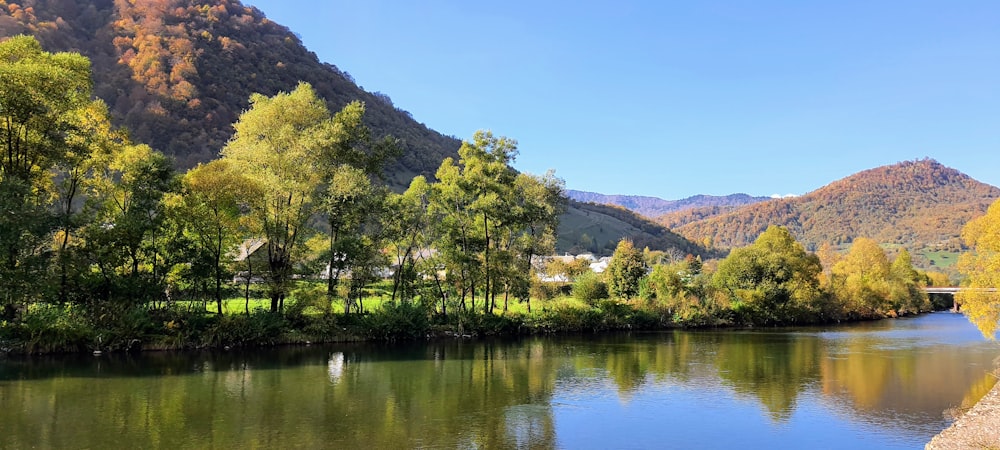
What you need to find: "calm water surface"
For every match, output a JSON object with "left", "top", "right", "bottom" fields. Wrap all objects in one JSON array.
[{"left": 1, "top": 312, "right": 998, "bottom": 449}]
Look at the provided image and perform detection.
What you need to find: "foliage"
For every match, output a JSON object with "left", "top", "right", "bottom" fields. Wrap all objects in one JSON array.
[
  {"left": 219, "top": 83, "right": 330, "bottom": 311},
  {"left": 606, "top": 239, "right": 646, "bottom": 299},
  {"left": 0, "top": 35, "right": 92, "bottom": 313},
  {"left": 427, "top": 131, "right": 565, "bottom": 316},
  {"left": 572, "top": 272, "right": 609, "bottom": 304},
  {"left": 828, "top": 238, "right": 929, "bottom": 319},
  {"left": 956, "top": 199, "right": 1000, "bottom": 338},
  {"left": 713, "top": 226, "right": 823, "bottom": 325},
  {"left": 14, "top": 304, "right": 93, "bottom": 353},
  {"left": 203, "top": 310, "right": 286, "bottom": 348}
]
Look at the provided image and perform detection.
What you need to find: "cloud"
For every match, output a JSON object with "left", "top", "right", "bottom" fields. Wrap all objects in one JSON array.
[{"left": 770, "top": 193, "right": 799, "bottom": 199}]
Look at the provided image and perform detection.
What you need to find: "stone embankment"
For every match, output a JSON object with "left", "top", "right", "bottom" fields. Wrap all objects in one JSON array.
[{"left": 927, "top": 380, "right": 1000, "bottom": 449}]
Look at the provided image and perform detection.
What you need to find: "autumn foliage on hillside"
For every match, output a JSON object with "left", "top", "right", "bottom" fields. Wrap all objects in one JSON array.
[
  {"left": 673, "top": 159, "right": 1000, "bottom": 258},
  {"left": 0, "top": 0, "right": 460, "bottom": 181}
]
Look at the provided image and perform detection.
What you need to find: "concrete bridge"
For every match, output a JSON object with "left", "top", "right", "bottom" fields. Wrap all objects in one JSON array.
[
  {"left": 923, "top": 287, "right": 997, "bottom": 311},
  {"left": 923, "top": 287, "right": 997, "bottom": 294}
]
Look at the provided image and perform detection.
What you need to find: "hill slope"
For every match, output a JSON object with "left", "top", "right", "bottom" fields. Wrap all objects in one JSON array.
[
  {"left": 557, "top": 200, "right": 715, "bottom": 259},
  {"left": 566, "top": 190, "right": 769, "bottom": 219},
  {"left": 0, "top": 0, "right": 460, "bottom": 184},
  {"left": 674, "top": 159, "right": 1000, "bottom": 261}
]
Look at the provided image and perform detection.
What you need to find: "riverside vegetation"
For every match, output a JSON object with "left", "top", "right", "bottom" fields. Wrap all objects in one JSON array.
[{"left": 0, "top": 36, "right": 972, "bottom": 355}]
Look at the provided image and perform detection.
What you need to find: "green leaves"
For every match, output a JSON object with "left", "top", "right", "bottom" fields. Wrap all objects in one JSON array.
[{"left": 713, "top": 226, "right": 822, "bottom": 325}]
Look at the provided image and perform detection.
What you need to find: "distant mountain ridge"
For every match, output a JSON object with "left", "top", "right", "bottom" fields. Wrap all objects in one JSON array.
[
  {"left": 671, "top": 159, "right": 999, "bottom": 264},
  {"left": 565, "top": 190, "right": 770, "bottom": 219}
]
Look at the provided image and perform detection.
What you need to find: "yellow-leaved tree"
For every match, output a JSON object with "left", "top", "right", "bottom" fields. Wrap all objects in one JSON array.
[{"left": 957, "top": 199, "right": 1000, "bottom": 338}]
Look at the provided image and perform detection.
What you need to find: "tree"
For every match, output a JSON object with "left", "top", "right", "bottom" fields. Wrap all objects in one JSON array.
[
  {"left": 501, "top": 171, "right": 565, "bottom": 312},
  {"left": 606, "top": 239, "right": 646, "bottom": 299},
  {"left": 82, "top": 143, "right": 176, "bottom": 307},
  {"left": 957, "top": 199, "right": 1000, "bottom": 338},
  {"left": 0, "top": 35, "right": 92, "bottom": 314},
  {"left": 220, "top": 83, "right": 330, "bottom": 312},
  {"left": 53, "top": 100, "right": 128, "bottom": 305},
  {"left": 427, "top": 131, "right": 564, "bottom": 315},
  {"left": 830, "top": 237, "right": 891, "bottom": 318},
  {"left": 315, "top": 101, "right": 398, "bottom": 302},
  {"left": 385, "top": 176, "right": 432, "bottom": 304},
  {"left": 167, "top": 159, "right": 255, "bottom": 315},
  {"left": 713, "top": 226, "right": 822, "bottom": 325},
  {"left": 888, "top": 248, "right": 927, "bottom": 314},
  {"left": 429, "top": 131, "right": 518, "bottom": 313}
]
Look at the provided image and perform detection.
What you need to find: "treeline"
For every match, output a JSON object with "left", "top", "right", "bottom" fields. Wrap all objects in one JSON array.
[
  {"left": 0, "top": 36, "right": 954, "bottom": 355},
  {"left": 0, "top": 36, "right": 563, "bottom": 352}
]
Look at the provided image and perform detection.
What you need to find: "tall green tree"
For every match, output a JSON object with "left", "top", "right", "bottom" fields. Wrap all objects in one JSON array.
[
  {"left": 0, "top": 35, "right": 92, "bottom": 313},
  {"left": 507, "top": 171, "right": 565, "bottom": 311},
  {"left": 957, "top": 199, "right": 1000, "bottom": 338},
  {"left": 427, "top": 131, "right": 564, "bottom": 315},
  {"left": 429, "top": 131, "right": 516, "bottom": 313},
  {"left": 82, "top": 143, "right": 176, "bottom": 307},
  {"left": 220, "top": 83, "right": 330, "bottom": 312},
  {"left": 385, "top": 176, "right": 432, "bottom": 304},
  {"left": 48, "top": 100, "right": 128, "bottom": 305},
  {"left": 713, "top": 226, "right": 822, "bottom": 325},
  {"left": 315, "top": 101, "right": 398, "bottom": 301},
  {"left": 166, "top": 159, "right": 255, "bottom": 314},
  {"left": 606, "top": 239, "right": 647, "bottom": 299}
]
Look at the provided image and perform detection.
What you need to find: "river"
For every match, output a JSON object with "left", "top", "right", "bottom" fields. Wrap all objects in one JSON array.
[{"left": 1, "top": 312, "right": 997, "bottom": 449}]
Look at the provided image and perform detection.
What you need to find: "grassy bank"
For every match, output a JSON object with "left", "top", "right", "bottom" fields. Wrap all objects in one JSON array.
[{"left": 0, "top": 294, "right": 724, "bottom": 354}]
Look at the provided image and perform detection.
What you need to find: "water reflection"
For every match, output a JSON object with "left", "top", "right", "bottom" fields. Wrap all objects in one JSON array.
[{"left": 0, "top": 313, "right": 996, "bottom": 449}]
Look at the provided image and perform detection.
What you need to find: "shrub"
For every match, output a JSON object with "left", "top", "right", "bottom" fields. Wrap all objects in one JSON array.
[
  {"left": 204, "top": 310, "right": 286, "bottom": 347},
  {"left": 364, "top": 301, "right": 430, "bottom": 340},
  {"left": 572, "top": 272, "right": 608, "bottom": 304},
  {"left": 18, "top": 304, "right": 93, "bottom": 353},
  {"left": 531, "top": 281, "right": 569, "bottom": 301}
]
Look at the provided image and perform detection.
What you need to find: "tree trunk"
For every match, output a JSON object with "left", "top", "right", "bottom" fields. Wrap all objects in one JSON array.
[{"left": 244, "top": 258, "right": 252, "bottom": 315}]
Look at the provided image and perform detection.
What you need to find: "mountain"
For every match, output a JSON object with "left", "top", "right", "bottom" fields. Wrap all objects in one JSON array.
[
  {"left": 0, "top": 0, "right": 712, "bottom": 259},
  {"left": 0, "top": 0, "right": 460, "bottom": 185},
  {"left": 566, "top": 190, "right": 769, "bottom": 219},
  {"left": 673, "top": 159, "right": 1000, "bottom": 268},
  {"left": 557, "top": 200, "right": 716, "bottom": 259}
]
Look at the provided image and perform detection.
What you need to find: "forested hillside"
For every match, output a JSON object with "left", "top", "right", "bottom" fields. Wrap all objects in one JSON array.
[
  {"left": 674, "top": 159, "right": 1000, "bottom": 267},
  {"left": 0, "top": 0, "right": 460, "bottom": 184},
  {"left": 557, "top": 200, "right": 715, "bottom": 259},
  {"left": 566, "top": 190, "right": 768, "bottom": 219}
]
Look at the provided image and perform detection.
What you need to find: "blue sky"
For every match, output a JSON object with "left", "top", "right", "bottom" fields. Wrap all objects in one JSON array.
[{"left": 243, "top": 0, "right": 1000, "bottom": 199}]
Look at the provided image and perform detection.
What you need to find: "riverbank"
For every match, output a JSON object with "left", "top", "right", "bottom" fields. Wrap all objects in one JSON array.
[{"left": 927, "top": 377, "right": 1000, "bottom": 449}]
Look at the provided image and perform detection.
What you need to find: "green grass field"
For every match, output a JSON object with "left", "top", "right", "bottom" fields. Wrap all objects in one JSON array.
[{"left": 920, "top": 250, "right": 960, "bottom": 269}]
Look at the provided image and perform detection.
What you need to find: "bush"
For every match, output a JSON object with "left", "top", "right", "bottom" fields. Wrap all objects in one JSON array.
[
  {"left": 204, "top": 310, "right": 286, "bottom": 347},
  {"left": 364, "top": 301, "right": 430, "bottom": 340},
  {"left": 531, "top": 281, "right": 570, "bottom": 301},
  {"left": 572, "top": 272, "right": 608, "bottom": 304},
  {"left": 18, "top": 304, "right": 93, "bottom": 353}
]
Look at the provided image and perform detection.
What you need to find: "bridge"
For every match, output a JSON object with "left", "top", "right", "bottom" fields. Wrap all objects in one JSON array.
[
  {"left": 922, "top": 287, "right": 997, "bottom": 311},
  {"left": 923, "top": 287, "right": 997, "bottom": 294}
]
